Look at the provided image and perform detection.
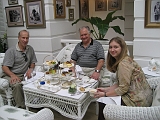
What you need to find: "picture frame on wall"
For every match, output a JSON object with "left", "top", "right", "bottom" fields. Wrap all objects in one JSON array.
[
  {"left": 54, "top": 0, "right": 66, "bottom": 18},
  {"left": 95, "top": 0, "right": 107, "bottom": 11},
  {"left": 8, "top": 0, "right": 18, "bottom": 5},
  {"left": 68, "top": 8, "right": 74, "bottom": 21},
  {"left": 66, "top": 0, "right": 71, "bottom": 7},
  {"left": 108, "top": 0, "right": 122, "bottom": 11},
  {"left": 5, "top": 5, "right": 24, "bottom": 27},
  {"left": 145, "top": 0, "right": 160, "bottom": 28},
  {"left": 79, "top": 0, "right": 89, "bottom": 18},
  {"left": 24, "top": 0, "right": 46, "bottom": 28}
]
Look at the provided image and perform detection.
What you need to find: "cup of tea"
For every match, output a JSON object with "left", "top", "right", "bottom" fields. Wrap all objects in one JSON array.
[{"left": 89, "top": 88, "right": 97, "bottom": 97}]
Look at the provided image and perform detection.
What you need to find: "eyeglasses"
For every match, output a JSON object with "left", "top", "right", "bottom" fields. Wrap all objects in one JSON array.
[{"left": 22, "top": 53, "right": 28, "bottom": 62}]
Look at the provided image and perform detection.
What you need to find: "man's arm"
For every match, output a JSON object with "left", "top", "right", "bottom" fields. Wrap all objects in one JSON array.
[
  {"left": 25, "top": 63, "right": 35, "bottom": 79},
  {"left": 2, "top": 66, "right": 21, "bottom": 84},
  {"left": 90, "top": 59, "right": 104, "bottom": 80},
  {"left": 95, "top": 59, "right": 104, "bottom": 71}
]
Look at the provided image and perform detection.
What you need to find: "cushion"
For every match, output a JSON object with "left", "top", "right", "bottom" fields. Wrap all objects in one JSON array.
[
  {"left": 152, "top": 81, "right": 160, "bottom": 106},
  {"left": 0, "top": 78, "right": 9, "bottom": 90}
]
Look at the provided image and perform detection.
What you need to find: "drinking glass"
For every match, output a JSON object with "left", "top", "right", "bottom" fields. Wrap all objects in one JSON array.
[{"left": 31, "top": 70, "right": 36, "bottom": 80}]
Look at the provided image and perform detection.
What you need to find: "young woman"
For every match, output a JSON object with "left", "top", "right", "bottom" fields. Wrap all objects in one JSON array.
[{"left": 94, "top": 37, "right": 153, "bottom": 120}]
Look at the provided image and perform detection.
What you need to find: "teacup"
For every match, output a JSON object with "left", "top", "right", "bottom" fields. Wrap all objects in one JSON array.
[{"left": 89, "top": 89, "right": 97, "bottom": 97}]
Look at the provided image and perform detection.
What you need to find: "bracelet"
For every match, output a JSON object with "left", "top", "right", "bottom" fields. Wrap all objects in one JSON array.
[{"left": 104, "top": 92, "right": 107, "bottom": 97}]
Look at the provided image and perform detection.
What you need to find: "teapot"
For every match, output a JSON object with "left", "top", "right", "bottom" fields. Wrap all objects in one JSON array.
[{"left": 148, "top": 58, "right": 156, "bottom": 71}]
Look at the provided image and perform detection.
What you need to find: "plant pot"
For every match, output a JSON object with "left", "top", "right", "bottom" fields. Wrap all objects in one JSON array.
[{"left": 95, "top": 39, "right": 109, "bottom": 45}]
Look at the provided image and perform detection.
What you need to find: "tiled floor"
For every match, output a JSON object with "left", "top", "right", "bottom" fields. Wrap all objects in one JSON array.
[{"left": 30, "top": 102, "right": 98, "bottom": 120}]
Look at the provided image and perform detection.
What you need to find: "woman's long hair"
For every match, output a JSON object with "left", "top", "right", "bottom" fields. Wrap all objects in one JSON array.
[{"left": 107, "top": 37, "right": 128, "bottom": 72}]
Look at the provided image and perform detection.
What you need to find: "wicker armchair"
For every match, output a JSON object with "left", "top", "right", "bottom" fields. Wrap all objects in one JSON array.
[
  {"left": 0, "top": 53, "right": 42, "bottom": 105},
  {"left": 0, "top": 105, "right": 54, "bottom": 120},
  {"left": 103, "top": 77, "right": 160, "bottom": 120},
  {"left": 26, "top": 108, "right": 54, "bottom": 120}
]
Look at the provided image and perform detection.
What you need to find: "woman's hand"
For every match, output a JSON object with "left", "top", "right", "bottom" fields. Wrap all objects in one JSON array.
[
  {"left": 94, "top": 91, "right": 105, "bottom": 98},
  {"left": 97, "top": 87, "right": 110, "bottom": 92}
]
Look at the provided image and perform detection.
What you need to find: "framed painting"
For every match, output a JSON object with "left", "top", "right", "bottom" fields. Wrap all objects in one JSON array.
[
  {"left": 24, "top": 0, "right": 46, "bottom": 28},
  {"left": 108, "top": 0, "right": 122, "bottom": 11},
  {"left": 145, "top": 0, "right": 160, "bottom": 28},
  {"left": 79, "top": 0, "right": 89, "bottom": 18},
  {"left": 5, "top": 5, "right": 24, "bottom": 27},
  {"left": 54, "top": 0, "right": 66, "bottom": 18},
  {"left": 8, "top": 0, "right": 18, "bottom": 5},
  {"left": 66, "top": 0, "right": 71, "bottom": 7},
  {"left": 68, "top": 8, "right": 74, "bottom": 21},
  {"left": 95, "top": 0, "right": 107, "bottom": 11}
]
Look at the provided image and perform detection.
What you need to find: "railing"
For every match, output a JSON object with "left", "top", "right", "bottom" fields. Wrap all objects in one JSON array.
[{"left": 61, "top": 39, "right": 133, "bottom": 46}]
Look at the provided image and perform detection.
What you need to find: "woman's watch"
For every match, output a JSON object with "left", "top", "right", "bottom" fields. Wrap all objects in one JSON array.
[
  {"left": 95, "top": 70, "right": 100, "bottom": 73},
  {"left": 104, "top": 92, "right": 107, "bottom": 97}
]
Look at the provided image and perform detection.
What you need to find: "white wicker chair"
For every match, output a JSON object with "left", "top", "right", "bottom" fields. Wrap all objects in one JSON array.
[
  {"left": 0, "top": 105, "right": 54, "bottom": 120},
  {"left": 103, "top": 77, "right": 160, "bottom": 120},
  {"left": 0, "top": 53, "right": 42, "bottom": 105},
  {"left": 26, "top": 108, "right": 54, "bottom": 120}
]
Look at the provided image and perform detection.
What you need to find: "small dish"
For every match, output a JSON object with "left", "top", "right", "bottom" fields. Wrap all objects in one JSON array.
[
  {"left": 43, "top": 60, "right": 58, "bottom": 68},
  {"left": 61, "top": 81, "right": 73, "bottom": 89},
  {"left": 87, "top": 78, "right": 96, "bottom": 83},
  {"left": 59, "top": 63, "right": 74, "bottom": 68},
  {"left": 77, "top": 82, "right": 91, "bottom": 88},
  {"left": 78, "top": 87, "right": 90, "bottom": 93}
]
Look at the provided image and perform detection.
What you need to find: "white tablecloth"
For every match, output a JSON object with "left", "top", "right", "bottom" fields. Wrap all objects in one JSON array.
[
  {"left": 142, "top": 67, "right": 160, "bottom": 77},
  {"left": 23, "top": 72, "right": 98, "bottom": 99}
]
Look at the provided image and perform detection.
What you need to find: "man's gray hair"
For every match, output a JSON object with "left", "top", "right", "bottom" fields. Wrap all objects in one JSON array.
[
  {"left": 79, "top": 26, "right": 91, "bottom": 34},
  {"left": 18, "top": 30, "right": 29, "bottom": 37}
]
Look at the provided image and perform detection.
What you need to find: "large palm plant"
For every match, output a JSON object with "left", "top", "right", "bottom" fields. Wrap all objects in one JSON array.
[{"left": 72, "top": 10, "right": 125, "bottom": 40}]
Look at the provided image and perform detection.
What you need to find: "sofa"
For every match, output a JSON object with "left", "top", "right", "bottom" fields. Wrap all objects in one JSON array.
[{"left": 103, "top": 77, "right": 160, "bottom": 120}]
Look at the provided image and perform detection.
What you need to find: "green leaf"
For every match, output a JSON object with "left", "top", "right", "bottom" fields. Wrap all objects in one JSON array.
[
  {"left": 71, "top": 10, "right": 125, "bottom": 39},
  {"left": 111, "top": 26, "right": 124, "bottom": 36}
]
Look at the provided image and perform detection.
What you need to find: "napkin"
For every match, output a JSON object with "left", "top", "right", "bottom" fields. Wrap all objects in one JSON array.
[
  {"left": 75, "top": 65, "right": 85, "bottom": 78},
  {"left": 97, "top": 96, "right": 121, "bottom": 105}
]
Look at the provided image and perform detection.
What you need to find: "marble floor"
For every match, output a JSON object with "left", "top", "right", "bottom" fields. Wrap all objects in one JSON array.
[{"left": 30, "top": 102, "right": 98, "bottom": 120}]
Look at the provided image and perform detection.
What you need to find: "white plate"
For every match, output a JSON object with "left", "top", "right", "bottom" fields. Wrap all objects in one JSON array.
[
  {"left": 61, "top": 81, "right": 73, "bottom": 89},
  {"left": 78, "top": 87, "right": 90, "bottom": 93},
  {"left": 77, "top": 82, "right": 91, "bottom": 88},
  {"left": 39, "top": 85, "right": 61, "bottom": 93},
  {"left": 47, "top": 79, "right": 60, "bottom": 85},
  {"left": 87, "top": 78, "right": 96, "bottom": 83},
  {"left": 59, "top": 63, "right": 74, "bottom": 68},
  {"left": 43, "top": 60, "right": 58, "bottom": 67}
]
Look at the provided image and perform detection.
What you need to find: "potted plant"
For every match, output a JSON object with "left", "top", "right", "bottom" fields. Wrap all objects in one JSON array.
[
  {"left": 72, "top": 10, "right": 125, "bottom": 40},
  {"left": 0, "top": 32, "right": 7, "bottom": 53}
]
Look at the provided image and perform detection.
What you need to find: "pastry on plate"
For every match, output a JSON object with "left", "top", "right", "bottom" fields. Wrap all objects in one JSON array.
[
  {"left": 45, "top": 60, "right": 57, "bottom": 66},
  {"left": 79, "top": 87, "right": 85, "bottom": 92},
  {"left": 66, "top": 61, "right": 72, "bottom": 67}
]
